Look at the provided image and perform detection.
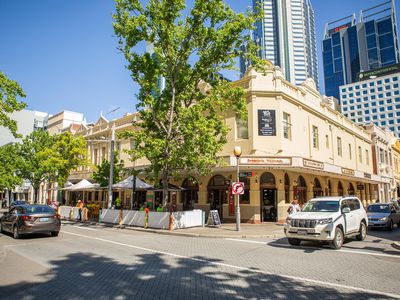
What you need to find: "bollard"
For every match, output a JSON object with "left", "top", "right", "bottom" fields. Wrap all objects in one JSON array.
[
  {"left": 169, "top": 213, "right": 174, "bottom": 231},
  {"left": 119, "top": 209, "right": 123, "bottom": 226}
]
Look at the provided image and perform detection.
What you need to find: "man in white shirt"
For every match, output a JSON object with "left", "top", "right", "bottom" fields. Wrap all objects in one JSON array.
[{"left": 288, "top": 199, "right": 301, "bottom": 215}]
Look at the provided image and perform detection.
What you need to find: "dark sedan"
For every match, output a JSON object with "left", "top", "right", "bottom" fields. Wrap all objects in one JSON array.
[
  {"left": 0, "top": 205, "right": 61, "bottom": 239},
  {"left": 9, "top": 200, "right": 26, "bottom": 209},
  {"left": 367, "top": 203, "right": 400, "bottom": 230}
]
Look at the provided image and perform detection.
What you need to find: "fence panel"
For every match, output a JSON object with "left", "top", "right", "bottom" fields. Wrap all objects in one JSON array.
[
  {"left": 122, "top": 210, "right": 146, "bottom": 227},
  {"left": 173, "top": 210, "right": 203, "bottom": 229},
  {"left": 147, "top": 211, "right": 170, "bottom": 229},
  {"left": 100, "top": 209, "right": 121, "bottom": 224},
  {"left": 59, "top": 206, "right": 72, "bottom": 219}
]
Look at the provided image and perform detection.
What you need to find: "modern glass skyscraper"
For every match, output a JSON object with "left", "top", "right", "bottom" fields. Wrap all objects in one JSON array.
[
  {"left": 323, "top": 0, "right": 400, "bottom": 100},
  {"left": 247, "top": 0, "right": 318, "bottom": 88}
]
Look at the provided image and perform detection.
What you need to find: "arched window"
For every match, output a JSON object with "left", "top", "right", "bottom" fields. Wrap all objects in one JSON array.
[
  {"left": 348, "top": 183, "right": 355, "bottom": 195},
  {"left": 182, "top": 177, "right": 199, "bottom": 210},
  {"left": 295, "top": 176, "right": 307, "bottom": 205},
  {"left": 260, "top": 172, "right": 276, "bottom": 187},
  {"left": 284, "top": 173, "right": 290, "bottom": 203},
  {"left": 313, "top": 178, "right": 323, "bottom": 197},
  {"left": 338, "top": 182, "right": 344, "bottom": 196}
]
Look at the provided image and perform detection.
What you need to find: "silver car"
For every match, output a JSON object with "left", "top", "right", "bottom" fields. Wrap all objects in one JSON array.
[
  {"left": 367, "top": 203, "right": 400, "bottom": 230},
  {"left": 0, "top": 205, "right": 61, "bottom": 239}
]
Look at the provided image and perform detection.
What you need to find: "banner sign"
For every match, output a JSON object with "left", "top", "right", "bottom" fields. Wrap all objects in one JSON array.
[
  {"left": 303, "top": 159, "right": 324, "bottom": 170},
  {"left": 258, "top": 110, "right": 276, "bottom": 136}
]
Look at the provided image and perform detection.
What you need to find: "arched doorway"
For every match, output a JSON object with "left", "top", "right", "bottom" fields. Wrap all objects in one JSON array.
[
  {"left": 260, "top": 172, "right": 276, "bottom": 222},
  {"left": 325, "top": 180, "right": 332, "bottom": 196},
  {"left": 208, "top": 175, "right": 228, "bottom": 220},
  {"left": 313, "top": 178, "right": 323, "bottom": 198},
  {"left": 338, "top": 182, "right": 344, "bottom": 196},
  {"left": 182, "top": 177, "right": 199, "bottom": 211},
  {"left": 348, "top": 183, "right": 355, "bottom": 195},
  {"left": 295, "top": 176, "right": 307, "bottom": 205},
  {"left": 284, "top": 173, "right": 290, "bottom": 204}
]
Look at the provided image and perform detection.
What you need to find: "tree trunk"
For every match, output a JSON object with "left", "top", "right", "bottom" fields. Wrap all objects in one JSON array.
[{"left": 162, "top": 173, "right": 169, "bottom": 209}]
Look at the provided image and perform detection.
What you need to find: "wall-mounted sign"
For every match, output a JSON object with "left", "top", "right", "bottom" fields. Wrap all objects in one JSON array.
[
  {"left": 364, "top": 173, "right": 372, "bottom": 179},
  {"left": 303, "top": 159, "right": 324, "bottom": 170},
  {"left": 240, "top": 157, "right": 292, "bottom": 166},
  {"left": 258, "top": 110, "right": 276, "bottom": 136},
  {"left": 342, "top": 168, "right": 355, "bottom": 176},
  {"left": 358, "top": 63, "right": 400, "bottom": 81},
  {"left": 239, "top": 171, "right": 254, "bottom": 177},
  {"left": 328, "top": 22, "right": 351, "bottom": 36},
  {"left": 357, "top": 184, "right": 364, "bottom": 190}
]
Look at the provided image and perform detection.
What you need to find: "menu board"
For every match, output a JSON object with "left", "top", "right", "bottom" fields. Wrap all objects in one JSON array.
[{"left": 258, "top": 110, "right": 276, "bottom": 136}]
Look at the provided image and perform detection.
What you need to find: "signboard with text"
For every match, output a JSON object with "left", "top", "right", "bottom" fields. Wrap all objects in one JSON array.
[
  {"left": 240, "top": 157, "right": 292, "bottom": 166},
  {"left": 258, "top": 110, "right": 276, "bottom": 136}
]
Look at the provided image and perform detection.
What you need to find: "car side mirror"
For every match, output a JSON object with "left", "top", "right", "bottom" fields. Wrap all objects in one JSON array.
[{"left": 342, "top": 207, "right": 350, "bottom": 214}]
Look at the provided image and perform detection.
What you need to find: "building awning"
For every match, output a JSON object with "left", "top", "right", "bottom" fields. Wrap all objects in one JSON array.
[
  {"left": 112, "top": 176, "right": 153, "bottom": 190},
  {"left": 63, "top": 179, "right": 100, "bottom": 191}
]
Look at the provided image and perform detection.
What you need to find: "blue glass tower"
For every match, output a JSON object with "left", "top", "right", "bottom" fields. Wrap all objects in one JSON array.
[{"left": 322, "top": 0, "right": 400, "bottom": 101}]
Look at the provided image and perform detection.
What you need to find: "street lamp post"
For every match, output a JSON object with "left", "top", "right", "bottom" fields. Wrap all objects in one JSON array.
[
  {"left": 108, "top": 124, "right": 115, "bottom": 209},
  {"left": 233, "top": 146, "right": 242, "bottom": 231}
]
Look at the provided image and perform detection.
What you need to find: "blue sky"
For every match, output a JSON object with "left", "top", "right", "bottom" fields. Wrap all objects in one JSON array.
[{"left": 0, "top": 0, "right": 399, "bottom": 122}]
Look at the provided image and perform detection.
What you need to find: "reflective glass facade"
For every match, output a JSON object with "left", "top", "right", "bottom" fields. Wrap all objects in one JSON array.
[{"left": 323, "top": 2, "right": 399, "bottom": 101}]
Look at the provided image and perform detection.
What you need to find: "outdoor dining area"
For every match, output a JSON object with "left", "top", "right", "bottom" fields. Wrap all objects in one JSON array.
[{"left": 59, "top": 176, "right": 205, "bottom": 230}]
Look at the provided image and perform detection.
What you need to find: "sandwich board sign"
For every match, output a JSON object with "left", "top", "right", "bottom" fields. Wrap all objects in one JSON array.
[{"left": 207, "top": 210, "right": 221, "bottom": 227}]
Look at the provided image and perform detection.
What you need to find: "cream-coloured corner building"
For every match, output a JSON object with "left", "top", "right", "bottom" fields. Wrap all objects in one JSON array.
[{"left": 66, "top": 61, "right": 398, "bottom": 223}]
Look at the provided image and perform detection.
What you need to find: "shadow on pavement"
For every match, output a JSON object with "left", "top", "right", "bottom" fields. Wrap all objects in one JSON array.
[{"left": 0, "top": 251, "right": 396, "bottom": 299}]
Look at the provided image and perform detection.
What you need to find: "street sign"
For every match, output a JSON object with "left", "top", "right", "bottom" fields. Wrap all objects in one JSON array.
[
  {"left": 231, "top": 182, "right": 245, "bottom": 195},
  {"left": 239, "top": 171, "right": 254, "bottom": 177}
]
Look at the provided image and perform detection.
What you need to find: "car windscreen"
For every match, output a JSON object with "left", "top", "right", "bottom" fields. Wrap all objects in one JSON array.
[
  {"left": 23, "top": 206, "right": 55, "bottom": 214},
  {"left": 367, "top": 205, "right": 390, "bottom": 213},
  {"left": 302, "top": 201, "right": 339, "bottom": 212}
]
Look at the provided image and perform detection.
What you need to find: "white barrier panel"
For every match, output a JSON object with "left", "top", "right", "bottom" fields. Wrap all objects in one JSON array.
[
  {"left": 122, "top": 210, "right": 146, "bottom": 227},
  {"left": 148, "top": 211, "right": 170, "bottom": 229},
  {"left": 100, "top": 209, "right": 121, "bottom": 224},
  {"left": 72, "top": 207, "right": 82, "bottom": 220},
  {"left": 59, "top": 206, "right": 72, "bottom": 219},
  {"left": 173, "top": 210, "right": 203, "bottom": 229}
]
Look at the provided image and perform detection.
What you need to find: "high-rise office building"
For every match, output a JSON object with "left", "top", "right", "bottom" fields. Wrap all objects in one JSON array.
[
  {"left": 247, "top": 0, "right": 318, "bottom": 88},
  {"left": 323, "top": 0, "right": 400, "bottom": 100}
]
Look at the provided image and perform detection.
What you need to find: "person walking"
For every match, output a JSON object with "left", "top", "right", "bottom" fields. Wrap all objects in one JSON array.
[
  {"left": 287, "top": 199, "right": 301, "bottom": 215},
  {"left": 76, "top": 200, "right": 83, "bottom": 221}
]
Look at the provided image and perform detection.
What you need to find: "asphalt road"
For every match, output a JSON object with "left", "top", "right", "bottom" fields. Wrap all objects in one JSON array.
[{"left": 0, "top": 222, "right": 399, "bottom": 299}]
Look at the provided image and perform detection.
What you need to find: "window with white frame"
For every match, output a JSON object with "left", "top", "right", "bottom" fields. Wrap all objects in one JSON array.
[
  {"left": 312, "top": 126, "right": 319, "bottom": 149},
  {"left": 236, "top": 114, "right": 248, "bottom": 139},
  {"left": 283, "top": 112, "right": 291, "bottom": 140},
  {"left": 358, "top": 146, "right": 362, "bottom": 163},
  {"left": 337, "top": 137, "right": 342, "bottom": 157}
]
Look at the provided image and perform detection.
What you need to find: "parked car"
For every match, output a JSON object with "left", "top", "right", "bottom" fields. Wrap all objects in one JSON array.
[
  {"left": 284, "top": 197, "right": 368, "bottom": 250},
  {"left": 0, "top": 205, "right": 60, "bottom": 239},
  {"left": 9, "top": 200, "right": 26, "bottom": 209},
  {"left": 367, "top": 203, "right": 400, "bottom": 230}
]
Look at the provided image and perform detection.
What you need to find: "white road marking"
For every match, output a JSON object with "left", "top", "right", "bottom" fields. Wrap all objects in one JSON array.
[
  {"left": 225, "top": 238, "right": 400, "bottom": 259},
  {"left": 62, "top": 229, "right": 400, "bottom": 298},
  {"left": 73, "top": 226, "right": 97, "bottom": 231}
]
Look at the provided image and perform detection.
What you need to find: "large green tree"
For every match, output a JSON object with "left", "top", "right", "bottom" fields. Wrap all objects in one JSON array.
[
  {"left": 0, "top": 72, "right": 27, "bottom": 137},
  {"left": 16, "top": 130, "right": 88, "bottom": 202},
  {"left": 92, "top": 153, "right": 124, "bottom": 187},
  {"left": 113, "top": 0, "right": 263, "bottom": 206},
  {"left": 0, "top": 144, "right": 23, "bottom": 196}
]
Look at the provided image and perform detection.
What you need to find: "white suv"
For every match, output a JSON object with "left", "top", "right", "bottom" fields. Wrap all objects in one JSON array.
[{"left": 284, "top": 197, "right": 368, "bottom": 249}]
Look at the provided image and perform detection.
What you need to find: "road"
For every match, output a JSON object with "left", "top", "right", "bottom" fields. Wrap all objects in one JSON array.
[{"left": 0, "top": 222, "right": 399, "bottom": 299}]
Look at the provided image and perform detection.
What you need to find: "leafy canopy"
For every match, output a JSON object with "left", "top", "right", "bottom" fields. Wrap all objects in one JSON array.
[
  {"left": 0, "top": 72, "right": 27, "bottom": 137},
  {"left": 16, "top": 130, "right": 88, "bottom": 197},
  {"left": 0, "top": 144, "right": 23, "bottom": 191},
  {"left": 92, "top": 152, "right": 125, "bottom": 187},
  {"left": 113, "top": 0, "right": 263, "bottom": 204}
]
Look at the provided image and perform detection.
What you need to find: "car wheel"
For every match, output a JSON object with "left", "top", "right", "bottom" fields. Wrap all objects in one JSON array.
[
  {"left": 13, "top": 226, "right": 20, "bottom": 239},
  {"left": 330, "top": 227, "right": 344, "bottom": 250},
  {"left": 51, "top": 231, "right": 59, "bottom": 237},
  {"left": 388, "top": 220, "right": 394, "bottom": 231},
  {"left": 356, "top": 222, "right": 367, "bottom": 241},
  {"left": 287, "top": 238, "right": 301, "bottom": 246}
]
